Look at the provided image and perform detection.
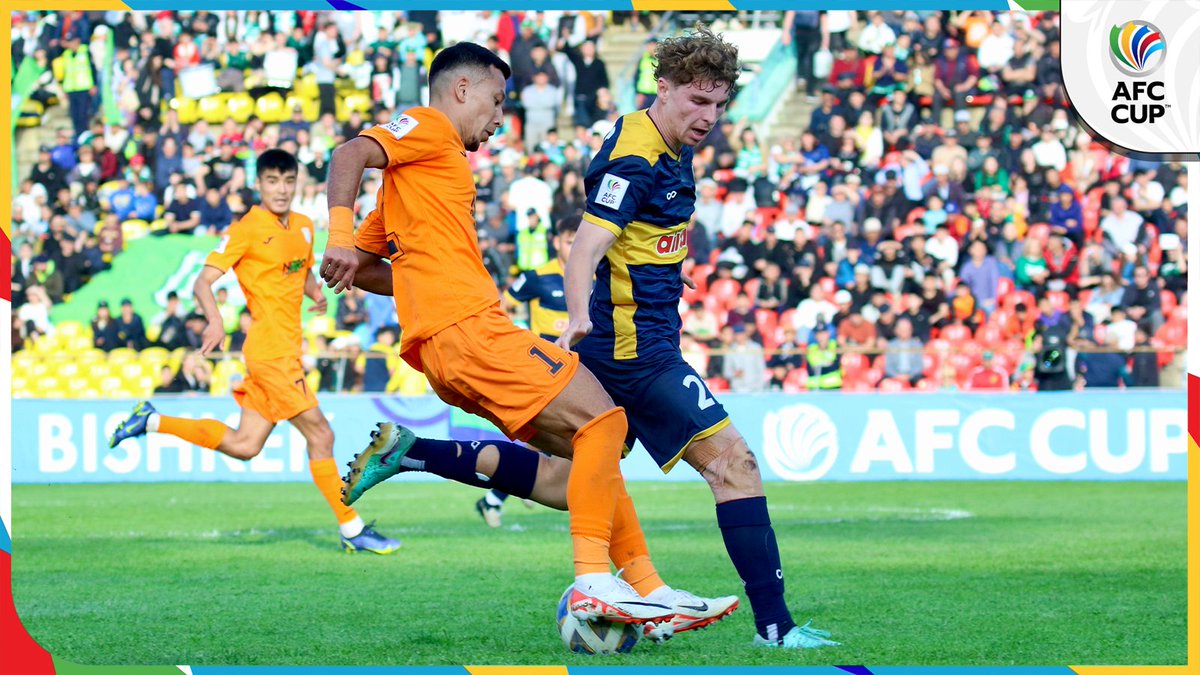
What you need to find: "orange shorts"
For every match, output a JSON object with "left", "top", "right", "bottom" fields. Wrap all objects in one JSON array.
[
  {"left": 404, "top": 304, "right": 579, "bottom": 442},
  {"left": 233, "top": 357, "right": 319, "bottom": 424}
]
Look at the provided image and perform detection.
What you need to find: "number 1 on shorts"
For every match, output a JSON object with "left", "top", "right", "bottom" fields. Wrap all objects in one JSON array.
[{"left": 529, "top": 345, "right": 565, "bottom": 375}]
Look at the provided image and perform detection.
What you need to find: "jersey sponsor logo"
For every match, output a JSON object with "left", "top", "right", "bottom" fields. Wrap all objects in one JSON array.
[
  {"left": 383, "top": 114, "right": 419, "bottom": 139},
  {"left": 596, "top": 173, "right": 630, "bottom": 210},
  {"left": 281, "top": 258, "right": 306, "bottom": 275},
  {"left": 666, "top": 190, "right": 678, "bottom": 200},
  {"left": 656, "top": 230, "right": 688, "bottom": 256}
]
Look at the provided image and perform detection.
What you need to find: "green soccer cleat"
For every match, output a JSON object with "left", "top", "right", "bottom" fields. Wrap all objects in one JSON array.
[
  {"left": 752, "top": 620, "right": 840, "bottom": 649},
  {"left": 341, "top": 422, "right": 416, "bottom": 506}
]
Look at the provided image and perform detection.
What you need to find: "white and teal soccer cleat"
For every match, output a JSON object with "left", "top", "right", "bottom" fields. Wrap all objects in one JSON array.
[
  {"left": 641, "top": 586, "right": 740, "bottom": 643},
  {"left": 341, "top": 422, "right": 416, "bottom": 506},
  {"left": 752, "top": 620, "right": 841, "bottom": 649},
  {"left": 109, "top": 401, "right": 156, "bottom": 448}
]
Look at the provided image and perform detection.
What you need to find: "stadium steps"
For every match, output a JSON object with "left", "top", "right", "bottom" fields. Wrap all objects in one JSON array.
[
  {"left": 766, "top": 85, "right": 818, "bottom": 145},
  {"left": 555, "top": 27, "right": 650, "bottom": 131}
]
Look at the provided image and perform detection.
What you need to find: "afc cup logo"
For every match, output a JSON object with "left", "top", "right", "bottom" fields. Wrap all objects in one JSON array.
[
  {"left": 1109, "top": 21, "right": 1166, "bottom": 77},
  {"left": 762, "top": 404, "right": 839, "bottom": 482}
]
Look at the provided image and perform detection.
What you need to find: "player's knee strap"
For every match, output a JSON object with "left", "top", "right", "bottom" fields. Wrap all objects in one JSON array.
[{"left": 491, "top": 443, "right": 540, "bottom": 499}]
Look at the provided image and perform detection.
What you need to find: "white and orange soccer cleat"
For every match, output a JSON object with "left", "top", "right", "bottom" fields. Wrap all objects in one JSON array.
[
  {"left": 569, "top": 574, "right": 675, "bottom": 625},
  {"left": 641, "top": 586, "right": 740, "bottom": 643}
]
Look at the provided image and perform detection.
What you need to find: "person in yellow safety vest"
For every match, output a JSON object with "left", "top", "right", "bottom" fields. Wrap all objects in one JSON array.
[
  {"left": 805, "top": 319, "right": 843, "bottom": 390},
  {"left": 515, "top": 208, "right": 552, "bottom": 271},
  {"left": 62, "top": 33, "right": 97, "bottom": 139},
  {"left": 634, "top": 37, "right": 659, "bottom": 108}
]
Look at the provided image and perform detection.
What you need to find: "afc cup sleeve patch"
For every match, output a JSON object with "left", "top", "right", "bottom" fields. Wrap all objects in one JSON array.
[
  {"left": 594, "top": 173, "right": 631, "bottom": 211},
  {"left": 382, "top": 114, "right": 419, "bottom": 139}
]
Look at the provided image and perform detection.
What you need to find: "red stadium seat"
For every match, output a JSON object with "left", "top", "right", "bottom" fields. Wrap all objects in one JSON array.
[
  {"left": 743, "top": 277, "right": 762, "bottom": 301},
  {"left": 915, "top": 377, "right": 939, "bottom": 392},
  {"left": 706, "top": 377, "right": 730, "bottom": 393},
  {"left": 702, "top": 294, "right": 724, "bottom": 319},
  {"left": 841, "top": 352, "right": 868, "bottom": 377},
  {"left": 997, "top": 276, "right": 1015, "bottom": 300},
  {"left": 1046, "top": 290, "right": 1070, "bottom": 313},
  {"left": 922, "top": 353, "right": 943, "bottom": 378},
  {"left": 1154, "top": 338, "right": 1176, "bottom": 369},
  {"left": 864, "top": 367, "right": 884, "bottom": 386},
  {"left": 988, "top": 308, "right": 1011, "bottom": 328},
  {"left": 894, "top": 224, "right": 923, "bottom": 241},
  {"left": 1026, "top": 223, "right": 1051, "bottom": 245},
  {"left": 878, "top": 378, "right": 911, "bottom": 392},
  {"left": 779, "top": 308, "right": 798, "bottom": 332},
  {"left": 1169, "top": 304, "right": 1186, "bottom": 325},
  {"left": 1160, "top": 289, "right": 1177, "bottom": 317},
  {"left": 755, "top": 309, "right": 779, "bottom": 342},
  {"left": 940, "top": 324, "right": 971, "bottom": 343},
  {"left": 782, "top": 368, "right": 808, "bottom": 393},
  {"left": 975, "top": 324, "right": 1003, "bottom": 345},
  {"left": 926, "top": 338, "right": 952, "bottom": 358},
  {"left": 708, "top": 278, "right": 742, "bottom": 311},
  {"left": 844, "top": 379, "right": 874, "bottom": 392},
  {"left": 818, "top": 277, "right": 836, "bottom": 297},
  {"left": 1156, "top": 321, "right": 1186, "bottom": 347},
  {"left": 690, "top": 264, "right": 713, "bottom": 295},
  {"left": 1002, "top": 290, "right": 1036, "bottom": 312}
]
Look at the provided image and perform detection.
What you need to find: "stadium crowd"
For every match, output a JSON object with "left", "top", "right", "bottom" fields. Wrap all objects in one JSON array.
[{"left": 9, "top": 9, "right": 1188, "bottom": 399}]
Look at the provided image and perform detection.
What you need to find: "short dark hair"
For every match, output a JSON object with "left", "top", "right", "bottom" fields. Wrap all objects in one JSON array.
[
  {"left": 429, "top": 42, "right": 512, "bottom": 92},
  {"left": 556, "top": 213, "right": 581, "bottom": 234},
  {"left": 256, "top": 149, "right": 298, "bottom": 176}
]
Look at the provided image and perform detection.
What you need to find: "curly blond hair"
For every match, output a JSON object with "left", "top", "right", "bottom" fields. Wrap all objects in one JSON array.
[{"left": 654, "top": 24, "right": 741, "bottom": 93}]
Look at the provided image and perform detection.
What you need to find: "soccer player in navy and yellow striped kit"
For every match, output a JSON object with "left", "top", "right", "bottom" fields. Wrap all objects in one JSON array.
[{"left": 555, "top": 27, "right": 839, "bottom": 649}]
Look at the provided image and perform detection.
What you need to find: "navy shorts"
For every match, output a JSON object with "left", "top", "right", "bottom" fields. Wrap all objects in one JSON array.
[{"left": 578, "top": 350, "right": 730, "bottom": 473}]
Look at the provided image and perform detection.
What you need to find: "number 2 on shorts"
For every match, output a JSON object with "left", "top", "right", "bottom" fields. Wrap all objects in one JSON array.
[
  {"left": 683, "top": 374, "right": 716, "bottom": 410},
  {"left": 529, "top": 345, "right": 565, "bottom": 375}
]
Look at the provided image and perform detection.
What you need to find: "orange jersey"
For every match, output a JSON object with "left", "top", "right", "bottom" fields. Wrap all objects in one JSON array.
[
  {"left": 205, "top": 205, "right": 314, "bottom": 361},
  {"left": 359, "top": 107, "right": 499, "bottom": 353}
]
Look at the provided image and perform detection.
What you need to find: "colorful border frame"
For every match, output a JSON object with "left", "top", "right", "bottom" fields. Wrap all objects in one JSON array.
[{"left": 2, "top": 0, "right": 1194, "bottom": 673}]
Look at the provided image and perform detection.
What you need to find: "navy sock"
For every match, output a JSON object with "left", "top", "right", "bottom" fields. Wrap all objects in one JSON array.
[
  {"left": 716, "top": 497, "right": 795, "bottom": 642},
  {"left": 401, "top": 439, "right": 539, "bottom": 496}
]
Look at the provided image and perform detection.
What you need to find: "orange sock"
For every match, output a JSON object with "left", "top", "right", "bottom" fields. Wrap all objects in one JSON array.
[
  {"left": 309, "top": 458, "right": 359, "bottom": 525},
  {"left": 609, "top": 485, "right": 666, "bottom": 597},
  {"left": 567, "top": 407, "right": 628, "bottom": 576},
  {"left": 157, "top": 415, "right": 230, "bottom": 449}
]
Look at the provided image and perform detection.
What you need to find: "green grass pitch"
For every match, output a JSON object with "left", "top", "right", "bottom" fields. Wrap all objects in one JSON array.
[{"left": 10, "top": 481, "right": 1186, "bottom": 666}]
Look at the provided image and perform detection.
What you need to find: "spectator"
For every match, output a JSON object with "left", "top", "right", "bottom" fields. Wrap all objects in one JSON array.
[
  {"left": 336, "top": 288, "right": 369, "bottom": 332},
  {"left": 520, "top": 71, "right": 560, "bottom": 149},
  {"left": 1120, "top": 265, "right": 1163, "bottom": 330},
  {"left": 161, "top": 183, "right": 202, "bottom": 235},
  {"left": 1032, "top": 332, "right": 1071, "bottom": 391},
  {"left": 1128, "top": 325, "right": 1160, "bottom": 387},
  {"left": 837, "top": 306, "right": 877, "bottom": 348},
  {"left": 1014, "top": 238, "right": 1049, "bottom": 292},
  {"left": 959, "top": 239, "right": 1001, "bottom": 314},
  {"left": 883, "top": 317, "right": 925, "bottom": 385},
  {"left": 792, "top": 283, "right": 838, "bottom": 342},
  {"left": 199, "top": 188, "right": 235, "bottom": 233},
  {"left": 154, "top": 364, "right": 184, "bottom": 393},
  {"left": 559, "top": 37, "right": 608, "bottom": 127},
  {"left": 723, "top": 324, "right": 767, "bottom": 393},
  {"left": 92, "top": 300, "right": 120, "bottom": 352},
  {"left": 933, "top": 38, "right": 979, "bottom": 123},
  {"left": 805, "top": 320, "right": 842, "bottom": 390},
  {"left": 965, "top": 350, "right": 1010, "bottom": 390},
  {"left": 114, "top": 298, "right": 148, "bottom": 350},
  {"left": 1075, "top": 332, "right": 1127, "bottom": 389},
  {"left": 228, "top": 309, "right": 253, "bottom": 353},
  {"left": 30, "top": 256, "right": 65, "bottom": 304},
  {"left": 18, "top": 286, "right": 55, "bottom": 341},
  {"left": 171, "top": 352, "right": 213, "bottom": 394},
  {"left": 515, "top": 209, "right": 552, "bottom": 271},
  {"left": 361, "top": 326, "right": 398, "bottom": 392},
  {"left": 755, "top": 262, "right": 790, "bottom": 312},
  {"left": 152, "top": 291, "right": 188, "bottom": 350},
  {"left": 1100, "top": 196, "right": 1143, "bottom": 252}
]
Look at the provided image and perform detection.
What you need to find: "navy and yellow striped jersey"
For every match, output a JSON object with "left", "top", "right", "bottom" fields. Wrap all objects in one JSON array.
[
  {"left": 504, "top": 259, "right": 568, "bottom": 341},
  {"left": 579, "top": 110, "right": 696, "bottom": 362}
]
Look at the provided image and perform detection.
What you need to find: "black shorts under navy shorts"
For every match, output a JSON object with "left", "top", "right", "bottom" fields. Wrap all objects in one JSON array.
[{"left": 578, "top": 350, "right": 731, "bottom": 473}]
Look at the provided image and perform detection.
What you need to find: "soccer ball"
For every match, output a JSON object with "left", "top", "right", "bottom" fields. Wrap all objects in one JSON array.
[{"left": 555, "top": 585, "right": 640, "bottom": 655}]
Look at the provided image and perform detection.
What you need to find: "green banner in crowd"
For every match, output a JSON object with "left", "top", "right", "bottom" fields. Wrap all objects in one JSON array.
[
  {"left": 50, "top": 231, "right": 336, "bottom": 325},
  {"left": 11, "top": 55, "right": 45, "bottom": 192},
  {"left": 102, "top": 29, "right": 122, "bottom": 126}
]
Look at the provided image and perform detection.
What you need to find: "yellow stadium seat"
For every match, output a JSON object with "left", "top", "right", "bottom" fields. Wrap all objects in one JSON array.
[
  {"left": 255, "top": 92, "right": 287, "bottom": 123},
  {"left": 343, "top": 92, "right": 372, "bottom": 115},
  {"left": 39, "top": 389, "right": 69, "bottom": 399},
  {"left": 76, "top": 348, "right": 106, "bottom": 364},
  {"left": 306, "top": 315, "right": 335, "bottom": 337},
  {"left": 57, "top": 361, "right": 81, "bottom": 378},
  {"left": 335, "top": 97, "right": 349, "bottom": 122},
  {"left": 57, "top": 321, "right": 86, "bottom": 338},
  {"left": 284, "top": 94, "right": 320, "bottom": 122},
  {"left": 67, "top": 335, "right": 92, "bottom": 353},
  {"left": 79, "top": 389, "right": 102, "bottom": 399},
  {"left": 227, "top": 92, "right": 255, "bottom": 123},
  {"left": 108, "top": 348, "right": 138, "bottom": 365},
  {"left": 134, "top": 375, "right": 156, "bottom": 396},
  {"left": 52, "top": 55, "right": 65, "bottom": 81},
  {"left": 99, "top": 375, "right": 124, "bottom": 391},
  {"left": 120, "top": 362, "right": 148, "bottom": 380},
  {"left": 306, "top": 369, "right": 321, "bottom": 393},
  {"left": 145, "top": 323, "right": 161, "bottom": 344},
  {"left": 12, "top": 376, "right": 28, "bottom": 392},
  {"left": 122, "top": 219, "right": 151, "bottom": 241},
  {"left": 141, "top": 346, "right": 169, "bottom": 365},
  {"left": 199, "top": 94, "right": 232, "bottom": 124},
  {"left": 13, "top": 351, "right": 39, "bottom": 372},
  {"left": 40, "top": 376, "right": 63, "bottom": 391},
  {"left": 168, "top": 348, "right": 188, "bottom": 371},
  {"left": 30, "top": 334, "right": 61, "bottom": 355},
  {"left": 66, "top": 376, "right": 90, "bottom": 392},
  {"left": 88, "top": 362, "right": 112, "bottom": 379},
  {"left": 170, "top": 97, "right": 200, "bottom": 125},
  {"left": 295, "top": 73, "right": 320, "bottom": 99},
  {"left": 28, "top": 361, "right": 51, "bottom": 378}
]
